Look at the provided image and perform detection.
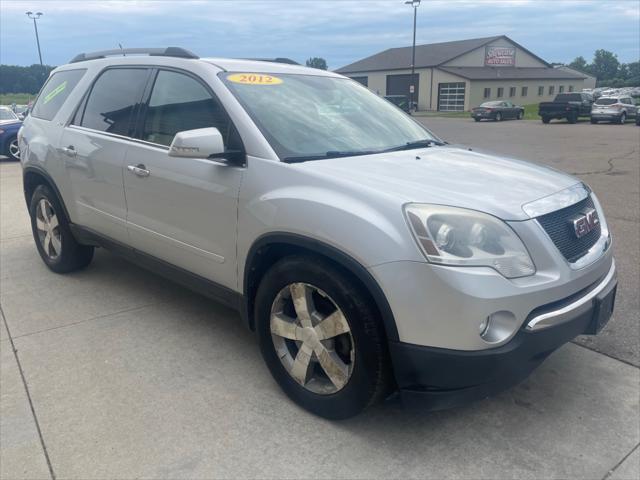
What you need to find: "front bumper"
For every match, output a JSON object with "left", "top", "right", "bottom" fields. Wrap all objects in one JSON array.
[{"left": 388, "top": 263, "right": 617, "bottom": 410}]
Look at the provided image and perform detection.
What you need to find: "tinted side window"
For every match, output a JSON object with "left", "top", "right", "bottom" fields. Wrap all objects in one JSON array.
[
  {"left": 142, "top": 70, "right": 232, "bottom": 147},
  {"left": 31, "top": 69, "right": 86, "bottom": 121},
  {"left": 80, "top": 68, "right": 149, "bottom": 136}
]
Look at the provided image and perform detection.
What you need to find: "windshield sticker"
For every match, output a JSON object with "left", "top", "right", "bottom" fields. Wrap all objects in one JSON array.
[
  {"left": 43, "top": 81, "right": 68, "bottom": 104},
  {"left": 227, "top": 73, "right": 283, "bottom": 85}
]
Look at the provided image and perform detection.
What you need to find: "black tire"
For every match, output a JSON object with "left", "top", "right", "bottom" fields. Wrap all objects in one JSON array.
[
  {"left": 29, "top": 185, "right": 94, "bottom": 273},
  {"left": 4, "top": 135, "right": 19, "bottom": 160},
  {"left": 474, "top": 117, "right": 480, "bottom": 122},
  {"left": 591, "top": 118, "right": 598, "bottom": 124},
  {"left": 567, "top": 113, "right": 578, "bottom": 124},
  {"left": 517, "top": 110, "right": 523, "bottom": 120},
  {"left": 495, "top": 112, "right": 502, "bottom": 122},
  {"left": 619, "top": 112, "right": 626, "bottom": 124},
  {"left": 542, "top": 116, "right": 551, "bottom": 124},
  {"left": 255, "top": 255, "right": 391, "bottom": 419}
]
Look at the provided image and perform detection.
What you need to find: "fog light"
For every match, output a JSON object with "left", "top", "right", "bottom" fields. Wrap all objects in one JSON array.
[{"left": 480, "top": 311, "right": 518, "bottom": 343}]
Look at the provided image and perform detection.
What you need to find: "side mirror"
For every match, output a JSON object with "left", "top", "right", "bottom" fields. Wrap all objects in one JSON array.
[{"left": 168, "top": 127, "right": 225, "bottom": 159}]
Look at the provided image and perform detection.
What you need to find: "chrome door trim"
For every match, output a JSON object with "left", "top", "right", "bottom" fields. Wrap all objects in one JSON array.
[
  {"left": 67, "top": 125, "right": 170, "bottom": 151},
  {"left": 76, "top": 201, "right": 127, "bottom": 225},
  {"left": 127, "top": 221, "right": 225, "bottom": 264}
]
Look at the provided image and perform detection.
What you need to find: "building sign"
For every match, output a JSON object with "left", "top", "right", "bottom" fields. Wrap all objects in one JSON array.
[{"left": 485, "top": 46, "right": 516, "bottom": 66}]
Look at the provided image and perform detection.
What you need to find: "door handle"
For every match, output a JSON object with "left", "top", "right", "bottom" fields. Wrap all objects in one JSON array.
[
  {"left": 127, "top": 164, "right": 150, "bottom": 177},
  {"left": 61, "top": 145, "right": 77, "bottom": 157}
]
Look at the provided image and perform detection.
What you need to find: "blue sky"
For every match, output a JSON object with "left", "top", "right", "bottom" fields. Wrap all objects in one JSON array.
[{"left": 1, "top": 0, "right": 639, "bottom": 68}]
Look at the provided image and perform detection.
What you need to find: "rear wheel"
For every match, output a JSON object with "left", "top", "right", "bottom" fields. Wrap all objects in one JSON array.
[
  {"left": 29, "top": 185, "right": 94, "bottom": 273},
  {"left": 619, "top": 112, "right": 626, "bottom": 124},
  {"left": 495, "top": 112, "right": 502, "bottom": 122},
  {"left": 255, "top": 255, "right": 391, "bottom": 419},
  {"left": 474, "top": 117, "right": 480, "bottom": 122},
  {"left": 590, "top": 118, "right": 598, "bottom": 124},
  {"left": 567, "top": 113, "right": 578, "bottom": 124},
  {"left": 542, "top": 116, "right": 551, "bottom": 124}
]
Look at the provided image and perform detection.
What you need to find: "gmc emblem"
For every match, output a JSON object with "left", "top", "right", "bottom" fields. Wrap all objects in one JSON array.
[{"left": 571, "top": 208, "right": 599, "bottom": 238}]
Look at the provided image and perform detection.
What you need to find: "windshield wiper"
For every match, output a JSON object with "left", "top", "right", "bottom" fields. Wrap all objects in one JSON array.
[
  {"left": 283, "top": 150, "right": 377, "bottom": 163},
  {"left": 382, "top": 139, "right": 445, "bottom": 152}
]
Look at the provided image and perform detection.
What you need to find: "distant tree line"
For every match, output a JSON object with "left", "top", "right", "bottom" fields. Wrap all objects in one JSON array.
[
  {"left": 565, "top": 50, "right": 639, "bottom": 87},
  {"left": 0, "top": 64, "right": 54, "bottom": 94}
]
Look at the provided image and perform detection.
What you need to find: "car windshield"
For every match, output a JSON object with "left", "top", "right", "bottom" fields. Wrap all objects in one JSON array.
[
  {"left": 221, "top": 73, "right": 436, "bottom": 161},
  {"left": 0, "top": 109, "right": 18, "bottom": 121},
  {"left": 595, "top": 98, "right": 618, "bottom": 105},
  {"left": 480, "top": 101, "right": 502, "bottom": 107}
]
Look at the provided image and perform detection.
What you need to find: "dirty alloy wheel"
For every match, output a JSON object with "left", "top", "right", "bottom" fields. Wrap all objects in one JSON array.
[
  {"left": 495, "top": 112, "right": 503, "bottom": 122},
  {"left": 255, "top": 255, "right": 391, "bottom": 419},
  {"left": 29, "top": 184, "right": 94, "bottom": 273}
]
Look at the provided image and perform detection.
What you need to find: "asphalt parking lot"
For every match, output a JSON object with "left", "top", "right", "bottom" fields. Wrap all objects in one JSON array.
[{"left": 1, "top": 118, "right": 639, "bottom": 479}]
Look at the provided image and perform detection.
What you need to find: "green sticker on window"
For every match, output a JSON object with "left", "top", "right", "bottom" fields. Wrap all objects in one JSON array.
[{"left": 43, "top": 81, "right": 67, "bottom": 104}]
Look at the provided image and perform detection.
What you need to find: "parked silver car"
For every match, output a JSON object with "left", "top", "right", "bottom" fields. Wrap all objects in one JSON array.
[
  {"left": 19, "top": 48, "right": 616, "bottom": 419},
  {"left": 591, "top": 96, "right": 638, "bottom": 124}
]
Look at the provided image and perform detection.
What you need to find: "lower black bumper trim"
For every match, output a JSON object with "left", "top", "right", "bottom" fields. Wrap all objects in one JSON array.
[{"left": 389, "top": 274, "right": 617, "bottom": 411}]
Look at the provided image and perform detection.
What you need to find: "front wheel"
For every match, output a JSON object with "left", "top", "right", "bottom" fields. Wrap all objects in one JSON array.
[
  {"left": 255, "top": 255, "right": 391, "bottom": 419},
  {"left": 4, "top": 136, "right": 20, "bottom": 160},
  {"left": 474, "top": 117, "right": 480, "bottom": 122},
  {"left": 591, "top": 118, "right": 598, "bottom": 124},
  {"left": 542, "top": 116, "right": 551, "bottom": 124},
  {"left": 567, "top": 113, "right": 578, "bottom": 124},
  {"left": 517, "top": 110, "right": 523, "bottom": 120},
  {"left": 619, "top": 112, "right": 626, "bottom": 124},
  {"left": 29, "top": 185, "right": 94, "bottom": 273}
]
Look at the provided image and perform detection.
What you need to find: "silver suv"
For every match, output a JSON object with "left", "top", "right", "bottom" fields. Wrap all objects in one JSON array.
[{"left": 19, "top": 48, "right": 616, "bottom": 419}]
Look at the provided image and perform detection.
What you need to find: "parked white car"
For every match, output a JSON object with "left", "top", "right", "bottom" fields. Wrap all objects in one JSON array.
[{"left": 591, "top": 96, "right": 638, "bottom": 124}]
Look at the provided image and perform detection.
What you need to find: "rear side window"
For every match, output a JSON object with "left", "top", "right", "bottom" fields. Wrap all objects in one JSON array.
[
  {"left": 142, "top": 70, "right": 233, "bottom": 147},
  {"left": 79, "top": 68, "right": 149, "bottom": 136},
  {"left": 595, "top": 98, "right": 618, "bottom": 105},
  {"left": 31, "top": 69, "right": 86, "bottom": 121}
]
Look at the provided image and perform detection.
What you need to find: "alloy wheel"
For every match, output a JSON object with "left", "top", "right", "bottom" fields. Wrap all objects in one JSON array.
[
  {"left": 8, "top": 139, "right": 20, "bottom": 160},
  {"left": 270, "top": 282, "right": 355, "bottom": 394},
  {"left": 35, "top": 199, "right": 62, "bottom": 260}
]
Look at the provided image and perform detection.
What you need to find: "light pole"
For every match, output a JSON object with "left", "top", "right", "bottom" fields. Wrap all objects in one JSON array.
[
  {"left": 404, "top": 0, "right": 420, "bottom": 113},
  {"left": 26, "top": 11, "right": 44, "bottom": 65}
]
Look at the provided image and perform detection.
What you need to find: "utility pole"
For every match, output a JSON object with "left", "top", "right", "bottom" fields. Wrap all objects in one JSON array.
[
  {"left": 404, "top": 0, "right": 420, "bottom": 113},
  {"left": 26, "top": 11, "right": 44, "bottom": 65}
]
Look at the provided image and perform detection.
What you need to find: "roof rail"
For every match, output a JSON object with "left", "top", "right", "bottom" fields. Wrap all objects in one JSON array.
[
  {"left": 247, "top": 57, "right": 300, "bottom": 65},
  {"left": 69, "top": 47, "right": 198, "bottom": 64}
]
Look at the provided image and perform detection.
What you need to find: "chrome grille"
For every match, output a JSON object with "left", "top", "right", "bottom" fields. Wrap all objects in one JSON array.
[{"left": 536, "top": 196, "right": 601, "bottom": 263}]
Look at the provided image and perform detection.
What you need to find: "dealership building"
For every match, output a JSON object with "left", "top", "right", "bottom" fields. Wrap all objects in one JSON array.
[{"left": 336, "top": 35, "right": 587, "bottom": 112}]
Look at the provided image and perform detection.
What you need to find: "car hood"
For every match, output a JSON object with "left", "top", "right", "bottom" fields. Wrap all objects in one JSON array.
[
  {"left": 0, "top": 119, "right": 21, "bottom": 127},
  {"left": 303, "top": 146, "right": 580, "bottom": 221}
]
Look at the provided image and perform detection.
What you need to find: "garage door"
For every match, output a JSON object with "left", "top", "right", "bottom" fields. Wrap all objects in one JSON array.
[
  {"left": 386, "top": 74, "right": 419, "bottom": 101},
  {"left": 438, "top": 82, "right": 465, "bottom": 111}
]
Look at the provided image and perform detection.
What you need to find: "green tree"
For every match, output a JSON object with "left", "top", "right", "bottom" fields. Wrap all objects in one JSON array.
[
  {"left": 305, "top": 57, "right": 328, "bottom": 70},
  {"left": 568, "top": 56, "right": 590, "bottom": 73},
  {"left": 591, "top": 49, "right": 619, "bottom": 82},
  {"left": 0, "top": 64, "right": 54, "bottom": 94}
]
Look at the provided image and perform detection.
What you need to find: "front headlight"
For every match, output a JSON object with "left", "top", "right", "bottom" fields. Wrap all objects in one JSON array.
[{"left": 404, "top": 204, "right": 535, "bottom": 278}]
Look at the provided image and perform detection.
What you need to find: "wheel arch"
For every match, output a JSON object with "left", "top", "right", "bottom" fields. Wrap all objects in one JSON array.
[
  {"left": 23, "top": 166, "right": 71, "bottom": 221},
  {"left": 243, "top": 232, "right": 399, "bottom": 342}
]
